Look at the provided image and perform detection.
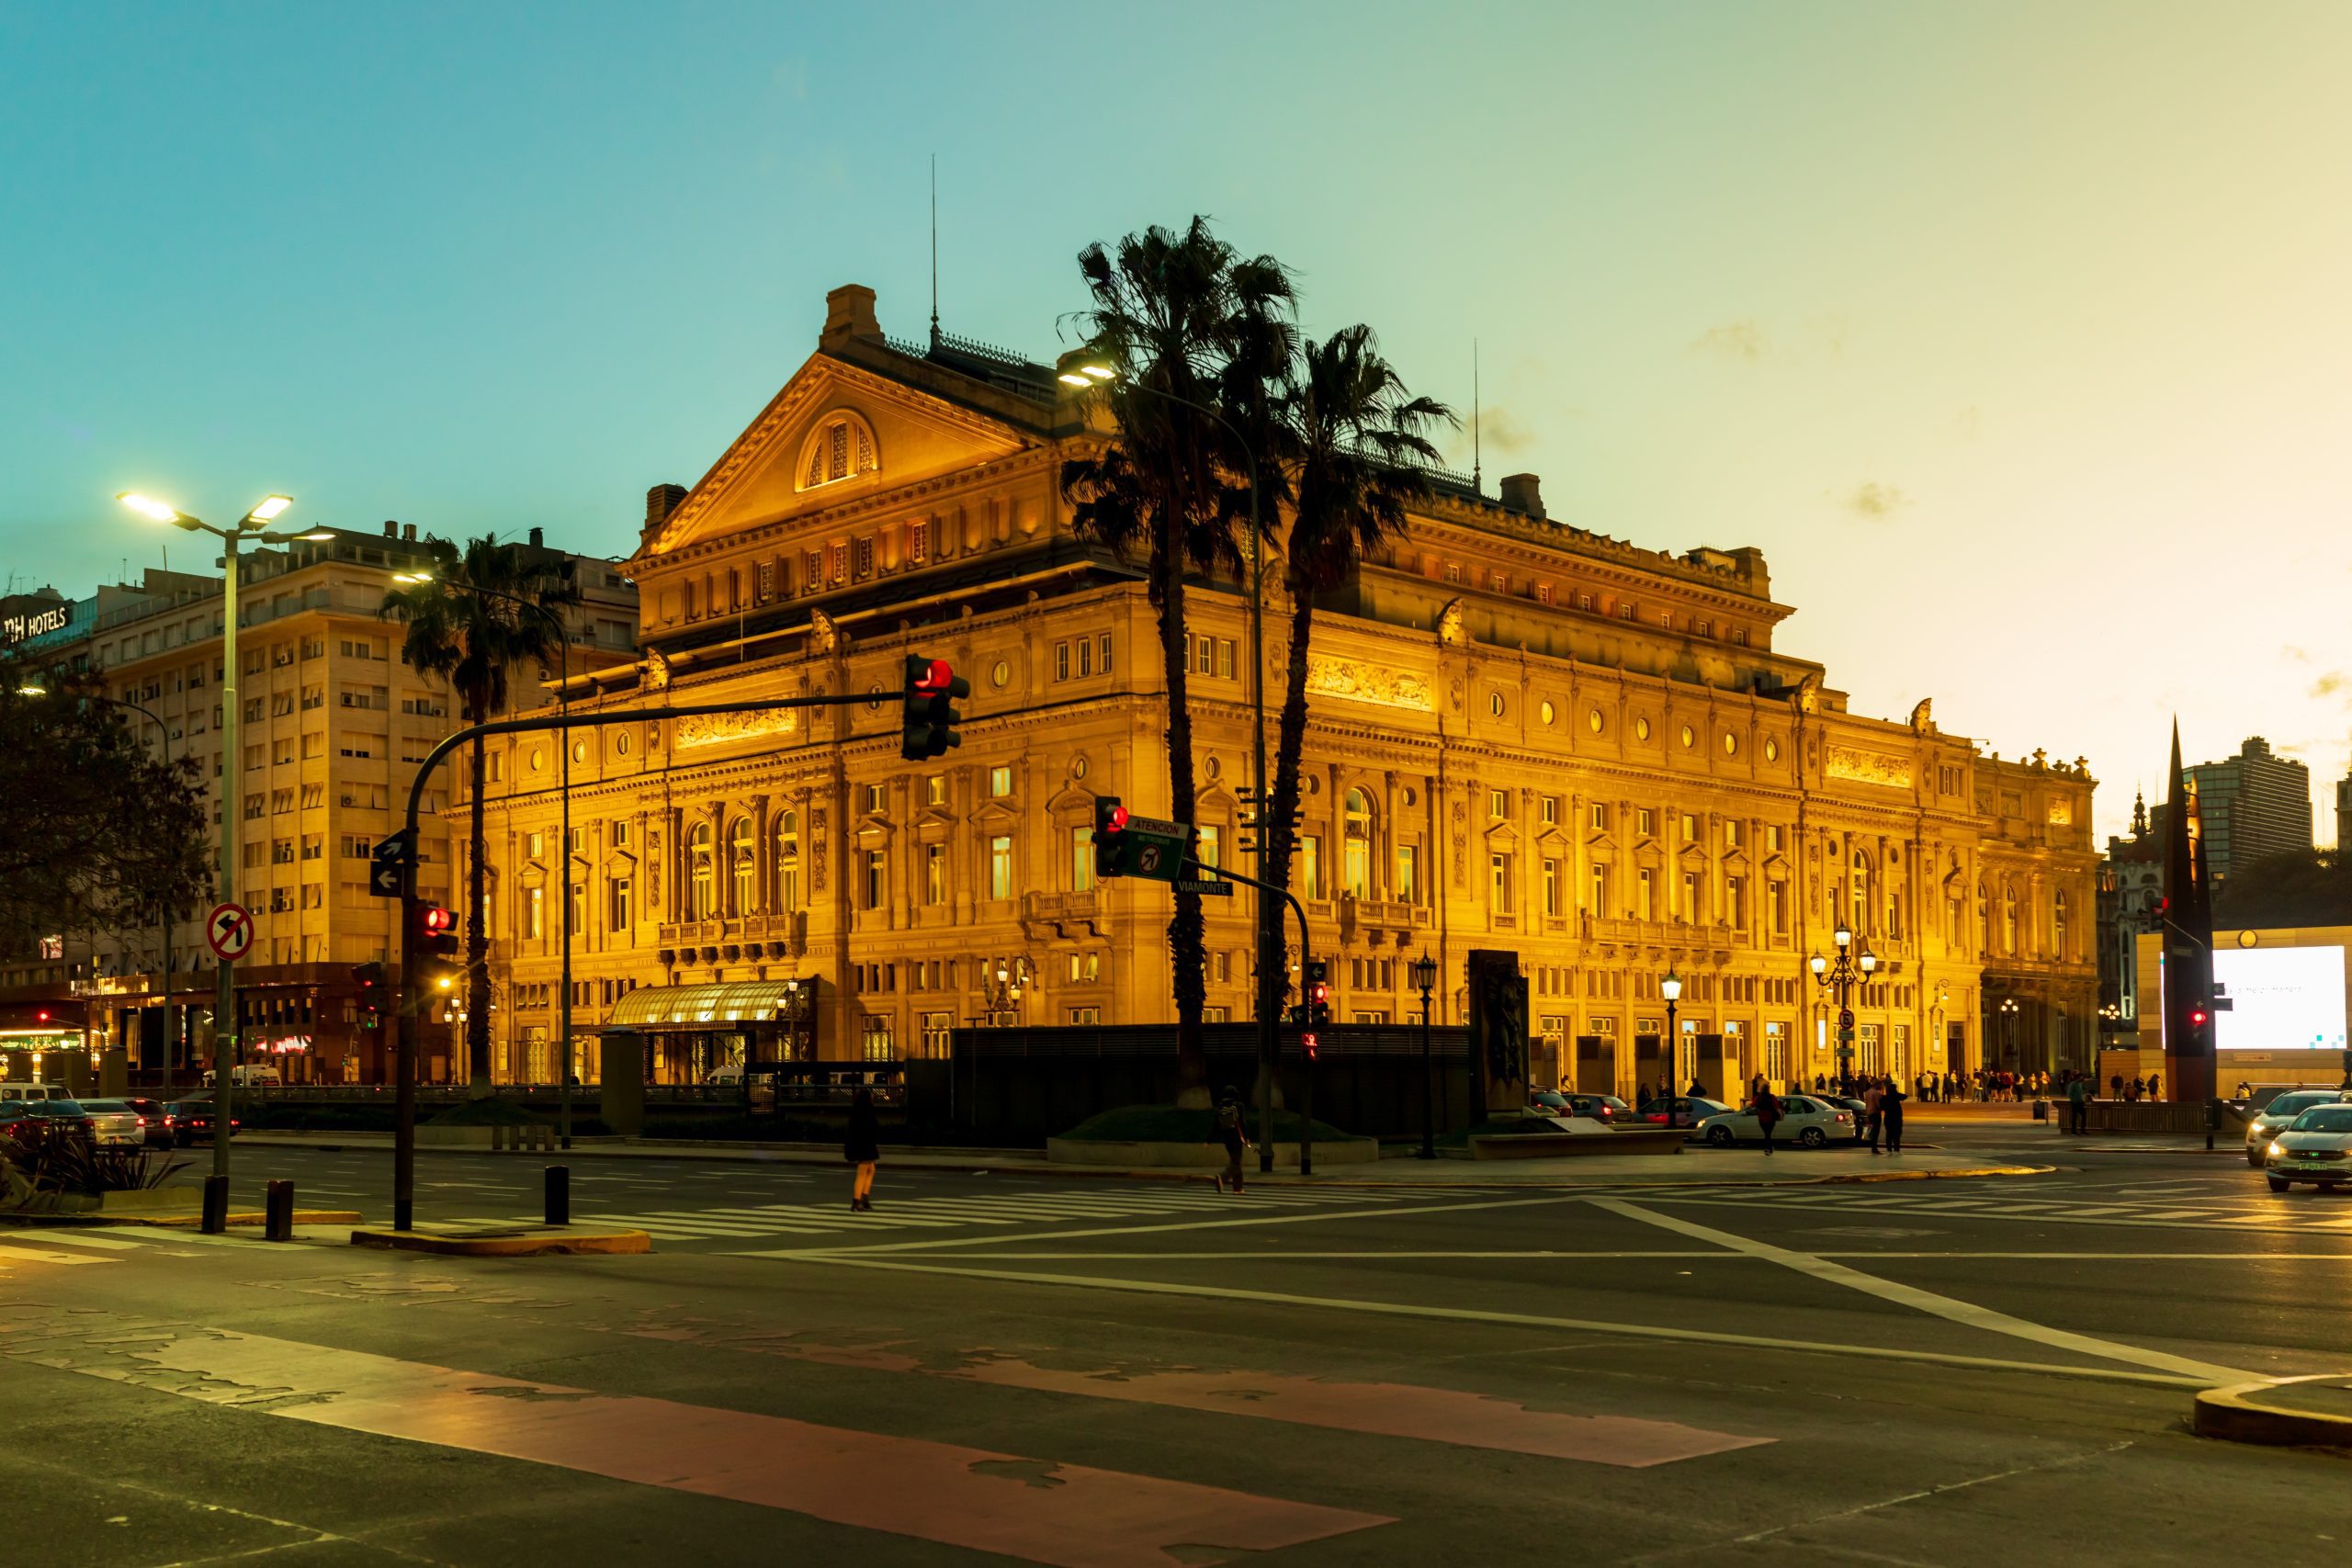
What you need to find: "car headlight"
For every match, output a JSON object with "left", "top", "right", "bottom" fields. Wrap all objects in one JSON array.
[{"left": 2268, "top": 1142, "right": 2285, "bottom": 1158}]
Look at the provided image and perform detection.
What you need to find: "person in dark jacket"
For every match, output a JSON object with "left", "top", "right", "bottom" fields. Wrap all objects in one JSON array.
[
  {"left": 1881, "top": 1077, "right": 1906, "bottom": 1154},
  {"left": 1755, "top": 1084, "right": 1781, "bottom": 1156},
  {"left": 1214, "top": 1086, "right": 1247, "bottom": 1193},
  {"left": 845, "top": 1086, "right": 881, "bottom": 1212}
]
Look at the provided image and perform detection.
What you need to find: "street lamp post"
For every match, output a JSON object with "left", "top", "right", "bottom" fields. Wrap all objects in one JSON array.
[
  {"left": 393, "top": 568, "right": 575, "bottom": 1145},
  {"left": 1060, "top": 358, "right": 1278, "bottom": 1168},
  {"left": 1999, "top": 997, "right": 2019, "bottom": 1076},
  {"left": 1661, "top": 967, "right": 1683, "bottom": 1093},
  {"left": 1412, "top": 950, "right": 1439, "bottom": 1159},
  {"left": 119, "top": 493, "right": 327, "bottom": 1196},
  {"left": 1807, "top": 921, "right": 1878, "bottom": 1092},
  {"left": 16, "top": 684, "right": 181, "bottom": 1100}
]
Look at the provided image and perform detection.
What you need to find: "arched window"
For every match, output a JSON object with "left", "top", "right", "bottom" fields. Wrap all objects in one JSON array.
[
  {"left": 797, "top": 411, "right": 879, "bottom": 490},
  {"left": 1342, "top": 787, "right": 1374, "bottom": 899},
  {"left": 774, "top": 811, "right": 801, "bottom": 914},
  {"left": 2003, "top": 879, "right": 2019, "bottom": 955},
  {"left": 2053, "top": 889, "right": 2069, "bottom": 961},
  {"left": 729, "top": 817, "right": 756, "bottom": 916},
  {"left": 689, "top": 821, "right": 714, "bottom": 922}
]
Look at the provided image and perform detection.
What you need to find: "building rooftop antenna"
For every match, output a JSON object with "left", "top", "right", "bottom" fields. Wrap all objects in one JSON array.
[
  {"left": 1471, "top": 338, "right": 1482, "bottom": 495},
  {"left": 929, "top": 152, "right": 941, "bottom": 351}
]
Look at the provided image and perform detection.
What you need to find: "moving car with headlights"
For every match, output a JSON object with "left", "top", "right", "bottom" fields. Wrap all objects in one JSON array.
[
  {"left": 2263, "top": 1103, "right": 2352, "bottom": 1192},
  {"left": 121, "top": 1096, "right": 176, "bottom": 1148},
  {"left": 2243, "top": 1089, "right": 2347, "bottom": 1167},
  {"left": 1699, "top": 1095, "right": 1854, "bottom": 1148}
]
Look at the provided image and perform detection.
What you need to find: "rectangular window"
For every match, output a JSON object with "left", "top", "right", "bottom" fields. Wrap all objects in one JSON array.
[
  {"left": 1637, "top": 868, "right": 1656, "bottom": 921},
  {"left": 1077, "top": 637, "right": 1092, "bottom": 677},
  {"left": 610, "top": 876, "right": 632, "bottom": 931},
  {"left": 989, "top": 835, "right": 1013, "bottom": 900},
  {"left": 1589, "top": 863, "right": 1610, "bottom": 916},
  {"left": 1195, "top": 824, "right": 1220, "bottom": 870},
  {"left": 1302, "top": 835, "right": 1322, "bottom": 899},
  {"left": 1769, "top": 823, "right": 1786, "bottom": 852},
  {"left": 1726, "top": 875, "right": 1747, "bottom": 930},
  {"left": 1056, "top": 641, "right": 1070, "bottom": 682},
  {"left": 526, "top": 831, "right": 544, "bottom": 858},
  {"left": 1216, "top": 638, "right": 1235, "bottom": 679},
  {"left": 1724, "top": 818, "right": 1742, "bottom": 848},
  {"left": 924, "top": 843, "right": 946, "bottom": 906},
  {"left": 1070, "top": 827, "right": 1093, "bottom": 893},
  {"left": 1540, "top": 795, "right": 1558, "bottom": 825},
  {"left": 863, "top": 849, "right": 888, "bottom": 909},
  {"left": 1680, "top": 813, "right": 1697, "bottom": 842},
  {"left": 1490, "top": 852, "right": 1514, "bottom": 914},
  {"left": 525, "top": 886, "right": 543, "bottom": 941},
  {"left": 1489, "top": 789, "right": 1508, "bottom": 818},
  {"left": 1770, "top": 879, "right": 1789, "bottom": 935},
  {"left": 989, "top": 765, "right": 1012, "bottom": 797},
  {"left": 1589, "top": 802, "right": 1609, "bottom": 831},
  {"left": 1681, "top": 870, "right": 1700, "bottom": 923},
  {"left": 569, "top": 879, "right": 586, "bottom": 940},
  {"left": 1099, "top": 632, "right": 1113, "bottom": 673},
  {"left": 863, "top": 783, "right": 886, "bottom": 814},
  {"left": 1396, "top": 844, "right": 1419, "bottom": 904},
  {"left": 852, "top": 536, "right": 875, "bottom": 580},
  {"left": 1543, "top": 858, "right": 1561, "bottom": 917}
]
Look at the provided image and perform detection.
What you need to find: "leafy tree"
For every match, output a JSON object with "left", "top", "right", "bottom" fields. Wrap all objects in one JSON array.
[
  {"left": 1255, "top": 328, "right": 1453, "bottom": 1039},
  {"left": 1060, "top": 218, "right": 1293, "bottom": 1104},
  {"left": 380, "top": 536, "right": 581, "bottom": 1093},
  {"left": 2213, "top": 849, "right": 2352, "bottom": 930},
  {"left": 0, "top": 670, "right": 209, "bottom": 964}
]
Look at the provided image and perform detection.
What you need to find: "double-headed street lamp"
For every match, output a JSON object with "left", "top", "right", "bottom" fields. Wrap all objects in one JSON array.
[
  {"left": 1999, "top": 996, "right": 2020, "bottom": 1073},
  {"left": 119, "top": 492, "right": 330, "bottom": 1194},
  {"left": 1412, "top": 950, "right": 1439, "bottom": 1159},
  {"left": 15, "top": 683, "right": 180, "bottom": 1101},
  {"left": 392, "top": 566, "right": 578, "bottom": 1145},
  {"left": 1808, "top": 921, "right": 1878, "bottom": 1089}
]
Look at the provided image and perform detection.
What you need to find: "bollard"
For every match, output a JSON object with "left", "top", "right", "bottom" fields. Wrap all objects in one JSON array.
[
  {"left": 200, "top": 1174, "right": 229, "bottom": 1235},
  {"left": 545, "top": 1164, "right": 570, "bottom": 1227},
  {"left": 264, "top": 1179, "right": 294, "bottom": 1243}
]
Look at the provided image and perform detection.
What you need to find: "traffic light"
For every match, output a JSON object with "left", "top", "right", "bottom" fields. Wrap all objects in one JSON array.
[
  {"left": 417, "top": 903, "right": 462, "bottom": 994},
  {"left": 1093, "top": 795, "right": 1132, "bottom": 878},
  {"left": 899, "top": 654, "right": 968, "bottom": 761},
  {"left": 352, "top": 961, "right": 386, "bottom": 1029},
  {"left": 1306, "top": 958, "right": 1330, "bottom": 1030},
  {"left": 1303, "top": 1031, "right": 1319, "bottom": 1060}
]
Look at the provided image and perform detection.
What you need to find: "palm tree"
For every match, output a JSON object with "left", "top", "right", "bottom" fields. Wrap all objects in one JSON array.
[
  {"left": 1061, "top": 218, "right": 1293, "bottom": 1105},
  {"left": 1255, "top": 326, "right": 1453, "bottom": 1037},
  {"left": 380, "top": 535, "right": 581, "bottom": 1095}
]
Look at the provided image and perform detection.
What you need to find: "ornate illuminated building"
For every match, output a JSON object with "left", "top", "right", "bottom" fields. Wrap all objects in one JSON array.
[{"left": 464, "top": 284, "right": 2098, "bottom": 1092}]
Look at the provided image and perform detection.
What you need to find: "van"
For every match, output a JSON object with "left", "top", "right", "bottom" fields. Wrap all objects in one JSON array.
[
  {"left": 199, "top": 1066, "right": 283, "bottom": 1089},
  {"left": 0, "top": 1082, "right": 66, "bottom": 1103}
]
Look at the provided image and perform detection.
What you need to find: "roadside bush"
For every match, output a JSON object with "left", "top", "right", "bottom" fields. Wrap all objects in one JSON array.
[{"left": 0, "top": 1123, "right": 186, "bottom": 1205}]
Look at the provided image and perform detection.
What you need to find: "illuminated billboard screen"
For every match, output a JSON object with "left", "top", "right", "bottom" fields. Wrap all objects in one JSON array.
[{"left": 2211, "top": 945, "right": 2348, "bottom": 1052}]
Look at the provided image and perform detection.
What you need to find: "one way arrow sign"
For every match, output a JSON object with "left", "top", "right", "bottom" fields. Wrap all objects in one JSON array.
[{"left": 369, "top": 829, "right": 416, "bottom": 899}]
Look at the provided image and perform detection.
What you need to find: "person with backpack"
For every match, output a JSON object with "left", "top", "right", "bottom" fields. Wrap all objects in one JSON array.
[{"left": 1214, "top": 1086, "right": 1248, "bottom": 1193}]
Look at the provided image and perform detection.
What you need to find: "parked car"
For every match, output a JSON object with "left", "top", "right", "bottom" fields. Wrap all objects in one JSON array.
[
  {"left": 1826, "top": 1097, "right": 1872, "bottom": 1141},
  {"left": 1567, "top": 1093, "right": 1634, "bottom": 1124},
  {"left": 2262, "top": 1103, "right": 2352, "bottom": 1192},
  {"left": 70, "top": 1099, "right": 148, "bottom": 1148},
  {"left": 2243, "top": 1089, "right": 2348, "bottom": 1168},
  {"left": 120, "top": 1097, "right": 177, "bottom": 1148},
  {"left": 1635, "top": 1095, "right": 1733, "bottom": 1130},
  {"left": 9, "top": 1100, "right": 97, "bottom": 1143},
  {"left": 1699, "top": 1095, "right": 1854, "bottom": 1148},
  {"left": 169, "top": 1097, "right": 241, "bottom": 1145}
]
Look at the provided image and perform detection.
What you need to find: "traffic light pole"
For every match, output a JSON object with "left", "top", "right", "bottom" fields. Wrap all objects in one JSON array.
[
  {"left": 1181, "top": 856, "right": 1316, "bottom": 1177},
  {"left": 389, "top": 687, "right": 899, "bottom": 1231}
]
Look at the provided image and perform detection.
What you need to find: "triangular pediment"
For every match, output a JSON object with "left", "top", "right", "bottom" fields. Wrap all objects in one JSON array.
[{"left": 639, "top": 352, "right": 1035, "bottom": 560}]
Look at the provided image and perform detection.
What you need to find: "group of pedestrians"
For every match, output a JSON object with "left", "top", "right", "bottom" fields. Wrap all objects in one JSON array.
[{"left": 1743, "top": 1073, "right": 1906, "bottom": 1154}]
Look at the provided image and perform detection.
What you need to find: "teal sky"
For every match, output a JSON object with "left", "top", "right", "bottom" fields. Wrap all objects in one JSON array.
[{"left": 6, "top": 1, "right": 2347, "bottom": 841}]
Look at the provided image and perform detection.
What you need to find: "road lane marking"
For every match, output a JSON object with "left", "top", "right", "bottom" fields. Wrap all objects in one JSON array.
[
  {"left": 2, "top": 1229, "right": 147, "bottom": 1250},
  {"left": 1590, "top": 1198, "right": 2252, "bottom": 1385},
  {"left": 10, "top": 1324, "right": 1390, "bottom": 1568},
  {"left": 775, "top": 1256, "right": 2215, "bottom": 1389},
  {"left": 0, "top": 1243, "right": 115, "bottom": 1265}
]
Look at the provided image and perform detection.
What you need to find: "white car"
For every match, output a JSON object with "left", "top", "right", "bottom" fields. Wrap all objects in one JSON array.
[
  {"left": 2262, "top": 1102, "right": 2352, "bottom": 1192},
  {"left": 2244, "top": 1089, "right": 2348, "bottom": 1168},
  {"left": 74, "top": 1099, "right": 149, "bottom": 1148},
  {"left": 1699, "top": 1095, "right": 1854, "bottom": 1149}
]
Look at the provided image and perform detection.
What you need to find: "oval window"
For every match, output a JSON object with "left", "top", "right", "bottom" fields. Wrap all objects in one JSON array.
[
  {"left": 990, "top": 660, "right": 1011, "bottom": 689},
  {"left": 1488, "top": 692, "right": 1505, "bottom": 717},
  {"left": 1072, "top": 755, "right": 1090, "bottom": 780},
  {"left": 866, "top": 682, "right": 885, "bottom": 713},
  {"left": 1680, "top": 724, "right": 1695, "bottom": 749},
  {"left": 528, "top": 746, "right": 544, "bottom": 772},
  {"left": 1589, "top": 708, "right": 1604, "bottom": 734},
  {"left": 1540, "top": 700, "right": 1556, "bottom": 725},
  {"left": 571, "top": 739, "right": 588, "bottom": 763},
  {"left": 616, "top": 731, "right": 631, "bottom": 756},
  {"left": 1723, "top": 731, "right": 1738, "bottom": 756},
  {"left": 1765, "top": 738, "right": 1781, "bottom": 762},
  {"left": 1635, "top": 717, "right": 1651, "bottom": 741}
]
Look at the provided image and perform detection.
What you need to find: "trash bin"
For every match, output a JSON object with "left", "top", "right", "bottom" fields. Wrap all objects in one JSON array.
[{"left": 2032, "top": 1098, "right": 2050, "bottom": 1121}]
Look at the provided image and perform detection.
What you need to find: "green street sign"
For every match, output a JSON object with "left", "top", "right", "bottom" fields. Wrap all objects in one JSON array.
[
  {"left": 1093, "top": 796, "right": 1193, "bottom": 886},
  {"left": 1837, "top": 1026, "right": 1855, "bottom": 1043}
]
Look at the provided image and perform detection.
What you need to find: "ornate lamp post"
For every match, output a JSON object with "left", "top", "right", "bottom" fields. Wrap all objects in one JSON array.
[
  {"left": 1412, "top": 950, "right": 1439, "bottom": 1160},
  {"left": 1661, "top": 967, "right": 1683, "bottom": 1092},
  {"left": 1999, "top": 996, "right": 2019, "bottom": 1074},
  {"left": 1808, "top": 921, "right": 1877, "bottom": 1089}
]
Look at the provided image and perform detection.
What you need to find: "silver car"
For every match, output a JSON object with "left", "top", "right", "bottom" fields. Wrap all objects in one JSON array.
[
  {"left": 74, "top": 1099, "right": 149, "bottom": 1148},
  {"left": 2244, "top": 1089, "right": 2348, "bottom": 1168},
  {"left": 2263, "top": 1103, "right": 2352, "bottom": 1192},
  {"left": 1699, "top": 1095, "right": 1854, "bottom": 1148}
]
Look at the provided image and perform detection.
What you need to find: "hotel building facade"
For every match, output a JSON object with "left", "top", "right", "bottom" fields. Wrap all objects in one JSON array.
[{"left": 463, "top": 284, "right": 2098, "bottom": 1095}]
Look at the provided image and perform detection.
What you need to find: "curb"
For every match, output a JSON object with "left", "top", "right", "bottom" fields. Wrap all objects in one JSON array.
[
  {"left": 1231, "top": 1163, "right": 2053, "bottom": 1191},
  {"left": 2194, "top": 1375, "right": 2352, "bottom": 1450},
  {"left": 348, "top": 1226, "right": 652, "bottom": 1258},
  {"left": 124, "top": 1210, "right": 363, "bottom": 1229}
]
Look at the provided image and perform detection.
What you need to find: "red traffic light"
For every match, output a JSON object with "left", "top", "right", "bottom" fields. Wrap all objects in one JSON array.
[
  {"left": 34, "top": 1009, "right": 49, "bottom": 1024},
  {"left": 1309, "top": 982, "right": 1329, "bottom": 1005},
  {"left": 1303, "top": 1032, "right": 1319, "bottom": 1058},
  {"left": 422, "top": 905, "right": 457, "bottom": 935},
  {"left": 1106, "top": 805, "right": 1129, "bottom": 832},
  {"left": 2189, "top": 1008, "right": 2209, "bottom": 1029},
  {"left": 915, "top": 658, "right": 953, "bottom": 693}
]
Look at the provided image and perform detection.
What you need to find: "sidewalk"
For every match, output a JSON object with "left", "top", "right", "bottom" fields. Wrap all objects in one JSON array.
[{"left": 229, "top": 1130, "right": 2044, "bottom": 1189}]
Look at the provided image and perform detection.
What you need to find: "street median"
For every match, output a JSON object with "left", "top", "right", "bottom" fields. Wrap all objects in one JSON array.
[
  {"left": 348, "top": 1225, "right": 652, "bottom": 1258},
  {"left": 2194, "top": 1373, "right": 2352, "bottom": 1450}
]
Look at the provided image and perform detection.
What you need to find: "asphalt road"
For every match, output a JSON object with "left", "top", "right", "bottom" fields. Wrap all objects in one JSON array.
[{"left": 8, "top": 1126, "right": 2352, "bottom": 1566}]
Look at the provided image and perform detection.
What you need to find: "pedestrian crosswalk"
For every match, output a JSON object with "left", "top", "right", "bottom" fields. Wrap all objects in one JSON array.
[
  {"left": 1645, "top": 1183, "right": 2352, "bottom": 1234},
  {"left": 431, "top": 1183, "right": 1447, "bottom": 1243}
]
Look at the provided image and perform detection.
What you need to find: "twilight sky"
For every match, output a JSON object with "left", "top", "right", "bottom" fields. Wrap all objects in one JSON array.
[{"left": 6, "top": 1, "right": 2348, "bottom": 842}]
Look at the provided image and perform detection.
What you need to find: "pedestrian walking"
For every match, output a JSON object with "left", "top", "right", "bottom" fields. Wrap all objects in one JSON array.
[
  {"left": 1214, "top": 1086, "right": 1247, "bottom": 1193},
  {"left": 1882, "top": 1077, "right": 1906, "bottom": 1154},
  {"left": 2147, "top": 1070, "right": 2161, "bottom": 1100},
  {"left": 2066, "top": 1073, "right": 2088, "bottom": 1134},
  {"left": 2110, "top": 1072, "right": 2125, "bottom": 1100},
  {"left": 844, "top": 1086, "right": 880, "bottom": 1212},
  {"left": 1755, "top": 1083, "right": 1781, "bottom": 1156},
  {"left": 1863, "top": 1078, "right": 1885, "bottom": 1154}
]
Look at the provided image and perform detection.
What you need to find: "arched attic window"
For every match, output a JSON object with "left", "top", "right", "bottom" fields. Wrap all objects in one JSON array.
[{"left": 798, "top": 410, "right": 880, "bottom": 490}]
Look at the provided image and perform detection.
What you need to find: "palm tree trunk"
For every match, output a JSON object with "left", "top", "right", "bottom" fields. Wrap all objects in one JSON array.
[
  {"left": 465, "top": 729, "right": 492, "bottom": 1097},
  {"left": 1157, "top": 532, "right": 1209, "bottom": 1108},
  {"left": 1256, "top": 585, "right": 1317, "bottom": 1041}
]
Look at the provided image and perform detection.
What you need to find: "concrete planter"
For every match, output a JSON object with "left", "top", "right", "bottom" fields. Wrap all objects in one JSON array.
[
  {"left": 1468, "top": 1127, "right": 1687, "bottom": 1159},
  {"left": 1046, "top": 1136, "right": 1378, "bottom": 1169}
]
